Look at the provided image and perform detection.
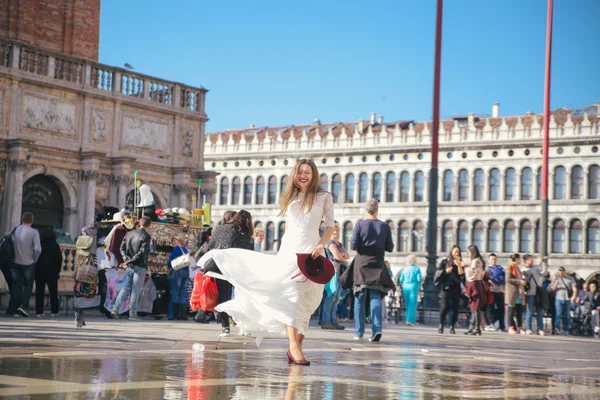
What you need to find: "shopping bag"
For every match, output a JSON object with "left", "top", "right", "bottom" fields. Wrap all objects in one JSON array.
[
  {"left": 190, "top": 273, "right": 218, "bottom": 312},
  {"left": 74, "top": 254, "right": 98, "bottom": 284},
  {"left": 74, "top": 281, "right": 98, "bottom": 298},
  {"left": 324, "top": 273, "right": 339, "bottom": 296}
]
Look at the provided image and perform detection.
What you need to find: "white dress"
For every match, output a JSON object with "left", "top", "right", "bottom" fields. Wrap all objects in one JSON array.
[{"left": 197, "top": 191, "right": 335, "bottom": 336}]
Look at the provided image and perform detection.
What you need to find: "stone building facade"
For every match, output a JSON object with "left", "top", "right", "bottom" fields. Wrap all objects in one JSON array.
[
  {"left": 205, "top": 106, "right": 600, "bottom": 281},
  {"left": 0, "top": 38, "right": 215, "bottom": 237}
]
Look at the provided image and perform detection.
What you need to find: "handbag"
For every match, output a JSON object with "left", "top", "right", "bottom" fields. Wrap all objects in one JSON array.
[
  {"left": 74, "top": 254, "right": 99, "bottom": 284},
  {"left": 529, "top": 274, "right": 550, "bottom": 311},
  {"left": 559, "top": 275, "right": 574, "bottom": 298},
  {"left": 171, "top": 246, "right": 191, "bottom": 271},
  {"left": 76, "top": 235, "right": 93, "bottom": 250},
  {"left": 325, "top": 273, "right": 339, "bottom": 296},
  {"left": 74, "top": 281, "right": 98, "bottom": 298}
]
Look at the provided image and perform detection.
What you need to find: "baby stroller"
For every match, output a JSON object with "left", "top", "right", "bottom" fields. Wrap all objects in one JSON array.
[{"left": 569, "top": 302, "right": 594, "bottom": 337}]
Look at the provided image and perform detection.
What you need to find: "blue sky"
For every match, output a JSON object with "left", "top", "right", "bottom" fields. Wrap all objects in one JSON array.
[{"left": 99, "top": 1, "right": 599, "bottom": 132}]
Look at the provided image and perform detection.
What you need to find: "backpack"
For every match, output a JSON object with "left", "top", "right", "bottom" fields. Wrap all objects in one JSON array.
[
  {"left": 0, "top": 227, "right": 17, "bottom": 264},
  {"left": 490, "top": 265, "right": 505, "bottom": 285}
]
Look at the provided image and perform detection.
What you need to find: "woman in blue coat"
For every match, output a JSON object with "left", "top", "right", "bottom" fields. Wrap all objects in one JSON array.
[{"left": 399, "top": 255, "right": 422, "bottom": 326}]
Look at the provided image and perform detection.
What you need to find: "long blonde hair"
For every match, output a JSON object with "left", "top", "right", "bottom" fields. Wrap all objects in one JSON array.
[{"left": 279, "top": 159, "right": 324, "bottom": 216}]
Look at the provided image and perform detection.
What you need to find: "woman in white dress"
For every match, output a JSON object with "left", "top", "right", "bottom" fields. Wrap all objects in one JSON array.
[{"left": 198, "top": 159, "right": 335, "bottom": 365}]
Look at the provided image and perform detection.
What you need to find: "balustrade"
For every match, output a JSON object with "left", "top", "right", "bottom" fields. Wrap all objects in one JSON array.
[
  {"left": 59, "top": 244, "right": 77, "bottom": 275},
  {"left": 148, "top": 80, "right": 174, "bottom": 104},
  {"left": 54, "top": 57, "right": 84, "bottom": 84},
  {"left": 181, "top": 88, "right": 198, "bottom": 111},
  {"left": 19, "top": 47, "right": 48, "bottom": 75},
  {"left": 90, "top": 65, "right": 114, "bottom": 91},
  {"left": 121, "top": 74, "right": 145, "bottom": 98},
  {"left": 0, "top": 42, "right": 10, "bottom": 68}
]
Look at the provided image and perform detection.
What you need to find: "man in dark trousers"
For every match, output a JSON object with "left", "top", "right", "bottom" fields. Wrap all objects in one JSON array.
[{"left": 110, "top": 216, "right": 152, "bottom": 320}]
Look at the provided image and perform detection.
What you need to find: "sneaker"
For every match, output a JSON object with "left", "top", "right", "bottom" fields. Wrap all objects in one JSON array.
[
  {"left": 17, "top": 308, "right": 30, "bottom": 317},
  {"left": 508, "top": 327, "right": 517, "bottom": 335},
  {"left": 526, "top": 330, "right": 534, "bottom": 335},
  {"left": 369, "top": 332, "right": 382, "bottom": 342},
  {"left": 354, "top": 335, "right": 363, "bottom": 340},
  {"left": 538, "top": 331, "right": 546, "bottom": 336},
  {"left": 552, "top": 329, "right": 560, "bottom": 336},
  {"left": 220, "top": 327, "right": 231, "bottom": 337},
  {"left": 50, "top": 313, "right": 59, "bottom": 317},
  {"left": 563, "top": 331, "right": 569, "bottom": 336},
  {"left": 321, "top": 322, "right": 336, "bottom": 330},
  {"left": 36, "top": 314, "right": 45, "bottom": 318},
  {"left": 110, "top": 310, "right": 120, "bottom": 319},
  {"left": 129, "top": 314, "right": 143, "bottom": 321},
  {"left": 13, "top": 314, "right": 21, "bottom": 318},
  {"left": 484, "top": 325, "right": 496, "bottom": 332}
]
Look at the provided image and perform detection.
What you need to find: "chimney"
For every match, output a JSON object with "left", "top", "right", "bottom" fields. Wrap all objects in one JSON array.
[
  {"left": 377, "top": 115, "right": 383, "bottom": 125},
  {"left": 313, "top": 118, "right": 320, "bottom": 125},
  {"left": 249, "top": 124, "right": 255, "bottom": 128},
  {"left": 492, "top": 102, "right": 499, "bottom": 118},
  {"left": 358, "top": 120, "right": 364, "bottom": 133},
  {"left": 597, "top": 101, "right": 600, "bottom": 115},
  {"left": 467, "top": 113, "right": 475, "bottom": 126},
  {"left": 370, "top": 112, "right": 376, "bottom": 125}
]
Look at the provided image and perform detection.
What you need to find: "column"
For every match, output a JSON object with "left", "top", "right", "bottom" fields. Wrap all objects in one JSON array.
[
  {"left": 515, "top": 224, "right": 521, "bottom": 253},
  {"left": 424, "top": 175, "right": 429, "bottom": 204},
  {"left": 453, "top": 171, "right": 459, "bottom": 201},
  {"left": 565, "top": 172, "right": 572, "bottom": 200},
  {"left": 498, "top": 227, "right": 504, "bottom": 253},
  {"left": 367, "top": 175, "right": 373, "bottom": 201},
  {"left": 516, "top": 174, "right": 522, "bottom": 201},
  {"left": 108, "top": 176, "right": 118, "bottom": 207},
  {"left": 564, "top": 226, "right": 570, "bottom": 255},
  {"left": 483, "top": 227, "right": 489, "bottom": 252},
  {"left": 484, "top": 169, "right": 490, "bottom": 202},
  {"left": 395, "top": 172, "right": 402, "bottom": 203},
  {"left": 116, "top": 175, "right": 129, "bottom": 210},
  {"left": 469, "top": 170, "right": 475, "bottom": 202},
  {"left": 82, "top": 170, "right": 100, "bottom": 227},
  {"left": 354, "top": 177, "right": 359, "bottom": 204},
  {"left": 408, "top": 171, "right": 415, "bottom": 204},
  {"left": 532, "top": 223, "right": 537, "bottom": 253},
  {"left": 582, "top": 225, "right": 588, "bottom": 254},
  {"left": 252, "top": 177, "right": 258, "bottom": 205},
  {"left": 437, "top": 226, "right": 443, "bottom": 253},
  {"left": 583, "top": 170, "right": 590, "bottom": 199},
  {"left": 500, "top": 173, "right": 506, "bottom": 201},
  {"left": 8, "top": 160, "right": 27, "bottom": 229},
  {"left": 215, "top": 179, "right": 222, "bottom": 206},
  {"left": 549, "top": 172, "right": 555, "bottom": 200}
]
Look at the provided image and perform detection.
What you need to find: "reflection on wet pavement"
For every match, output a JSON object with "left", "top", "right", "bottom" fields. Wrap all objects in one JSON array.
[{"left": 0, "top": 318, "right": 599, "bottom": 399}]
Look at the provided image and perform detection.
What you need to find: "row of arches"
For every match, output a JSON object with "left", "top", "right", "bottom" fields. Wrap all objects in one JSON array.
[{"left": 218, "top": 164, "right": 600, "bottom": 205}]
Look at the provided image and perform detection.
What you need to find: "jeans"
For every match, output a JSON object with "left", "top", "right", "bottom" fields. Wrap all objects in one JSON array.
[
  {"left": 354, "top": 289, "right": 383, "bottom": 337},
  {"left": 486, "top": 292, "right": 505, "bottom": 330},
  {"left": 322, "top": 281, "right": 342, "bottom": 325},
  {"left": 526, "top": 294, "right": 544, "bottom": 332},
  {"left": 439, "top": 296, "right": 459, "bottom": 327},
  {"left": 508, "top": 304, "right": 524, "bottom": 329},
  {"left": 554, "top": 299, "right": 570, "bottom": 332},
  {"left": 7, "top": 263, "right": 35, "bottom": 314},
  {"left": 113, "top": 266, "right": 146, "bottom": 316},
  {"left": 168, "top": 268, "right": 190, "bottom": 318},
  {"left": 403, "top": 284, "right": 419, "bottom": 324},
  {"left": 35, "top": 275, "right": 59, "bottom": 315}
]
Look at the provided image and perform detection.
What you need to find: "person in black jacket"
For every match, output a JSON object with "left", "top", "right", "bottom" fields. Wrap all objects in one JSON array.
[
  {"left": 435, "top": 245, "right": 465, "bottom": 334},
  {"left": 35, "top": 229, "right": 63, "bottom": 317},
  {"left": 201, "top": 210, "right": 254, "bottom": 337}
]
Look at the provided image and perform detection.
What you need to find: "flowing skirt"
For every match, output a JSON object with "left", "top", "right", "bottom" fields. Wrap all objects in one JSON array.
[{"left": 197, "top": 234, "right": 324, "bottom": 336}]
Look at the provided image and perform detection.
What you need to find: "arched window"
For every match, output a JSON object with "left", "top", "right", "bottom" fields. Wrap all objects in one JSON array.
[
  {"left": 255, "top": 176, "right": 265, "bottom": 205},
  {"left": 519, "top": 220, "right": 532, "bottom": 253},
  {"left": 414, "top": 171, "right": 425, "bottom": 202},
  {"left": 569, "top": 219, "right": 583, "bottom": 253},
  {"left": 442, "top": 220, "right": 454, "bottom": 252},
  {"left": 489, "top": 168, "right": 500, "bottom": 201},
  {"left": 588, "top": 219, "right": 600, "bottom": 254},
  {"left": 503, "top": 220, "right": 516, "bottom": 253},
  {"left": 385, "top": 172, "right": 396, "bottom": 203},
  {"left": 537, "top": 167, "right": 542, "bottom": 200},
  {"left": 280, "top": 175, "right": 288, "bottom": 196},
  {"left": 457, "top": 220, "right": 468, "bottom": 251},
  {"left": 345, "top": 174, "right": 355, "bottom": 203},
  {"left": 552, "top": 219, "right": 565, "bottom": 253},
  {"left": 277, "top": 221, "right": 286, "bottom": 250},
  {"left": 398, "top": 220, "right": 409, "bottom": 253},
  {"left": 521, "top": 167, "right": 533, "bottom": 200},
  {"left": 219, "top": 177, "right": 229, "bottom": 205},
  {"left": 243, "top": 177, "right": 253, "bottom": 205},
  {"left": 359, "top": 173, "right": 368, "bottom": 203},
  {"left": 412, "top": 220, "right": 425, "bottom": 252},
  {"left": 400, "top": 172, "right": 410, "bottom": 202},
  {"left": 343, "top": 221, "right": 354, "bottom": 250},
  {"left": 332, "top": 174, "right": 342, "bottom": 203},
  {"left": 474, "top": 169, "right": 485, "bottom": 201},
  {"left": 472, "top": 220, "right": 484, "bottom": 250},
  {"left": 590, "top": 165, "right": 600, "bottom": 199},
  {"left": 488, "top": 220, "right": 500, "bottom": 252},
  {"left": 571, "top": 166, "right": 584, "bottom": 200},
  {"left": 231, "top": 177, "right": 241, "bottom": 205},
  {"left": 443, "top": 170, "right": 454, "bottom": 201},
  {"left": 320, "top": 174, "right": 329, "bottom": 191},
  {"left": 372, "top": 172, "right": 382, "bottom": 201},
  {"left": 458, "top": 170, "right": 469, "bottom": 201},
  {"left": 554, "top": 166, "right": 566, "bottom": 200},
  {"left": 505, "top": 168, "right": 517, "bottom": 200},
  {"left": 268, "top": 176, "right": 277, "bottom": 204},
  {"left": 265, "top": 222, "right": 275, "bottom": 251},
  {"left": 22, "top": 175, "right": 65, "bottom": 229}
]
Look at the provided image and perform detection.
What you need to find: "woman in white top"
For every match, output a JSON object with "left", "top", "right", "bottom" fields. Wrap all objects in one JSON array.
[
  {"left": 198, "top": 159, "right": 335, "bottom": 366},
  {"left": 464, "top": 244, "right": 488, "bottom": 336}
]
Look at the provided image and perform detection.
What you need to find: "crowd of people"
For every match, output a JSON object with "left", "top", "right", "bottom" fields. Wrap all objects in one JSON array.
[{"left": 1, "top": 159, "right": 599, "bottom": 368}]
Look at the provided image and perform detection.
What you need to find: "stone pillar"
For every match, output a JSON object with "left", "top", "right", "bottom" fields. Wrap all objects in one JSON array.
[
  {"left": 564, "top": 226, "right": 570, "bottom": 255},
  {"left": 252, "top": 177, "right": 258, "bottom": 205},
  {"left": 81, "top": 171, "right": 100, "bottom": 227},
  {"left": 469, "top": 171, "right": 475, "bottom": 202},
  {"left": 498, "top": 227, "right": 504, "bottom": 253},
  {"left": 584, "top": 170, "right": 590, "bottom": 199},
  {"left": 108, "top": 176, "right": 119, "bottom": 207},
  {"left": 8, "top": 159, "right": 28, "bottom": 229},
  {"left": 408, "top": 171, "right": 415, "bottom": 203},
  {"left": 582, "top": 225, "right": 588, "bottom": 254},
  {"left": 515, "top": 225, "right": 521, "bottom": 253},
  {"left": 484, "top": 169, "right": 490, "bottom": 201},
  {"left": 500, "top": 173, "right": 506, "bottom": 201},
  {"left": 516, "top": 174, "right": 522, "bottom": 201},
  {"left": 437, "top": 226, "right": 443, "bottom": 253},
  {"left": 549, "top": 172, "right": 555, "bottom": 200},
  {"left": 116, "top": 175, "right": 129, "bottom": 210},
  {"left": 395, "top": 173, "right": 402, "bottom": 202},
  {"left": 483, "top": 227, "right": 489, "bottom": 252},
  {"left": 565, "top": 172, "right": 572, "bottom": 200},
  {"left": 367, "top": 176, "right": 373, "bottom": 202}
]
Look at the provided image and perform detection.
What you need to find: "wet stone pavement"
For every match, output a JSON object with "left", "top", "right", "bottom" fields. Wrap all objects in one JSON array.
[{"left": 0, "top": 316, "right": 599, "bottom": 399}]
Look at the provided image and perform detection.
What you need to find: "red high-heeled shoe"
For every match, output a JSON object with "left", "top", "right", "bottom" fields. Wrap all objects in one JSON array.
[{"left": 287, "top": 350, "right": 310, "bottom": 366}]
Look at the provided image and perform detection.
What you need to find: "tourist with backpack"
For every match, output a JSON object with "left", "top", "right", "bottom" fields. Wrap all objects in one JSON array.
[
  {"left": 485, "top": 253, "right": 506, "bottom": 332},
  {"left": 523, "top": 254, "right": 550, "bottom": 335}
]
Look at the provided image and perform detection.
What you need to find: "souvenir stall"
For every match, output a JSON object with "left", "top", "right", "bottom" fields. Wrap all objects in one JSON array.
[{"left": 99, "top": 179, "right": 211, "bottom": 319}]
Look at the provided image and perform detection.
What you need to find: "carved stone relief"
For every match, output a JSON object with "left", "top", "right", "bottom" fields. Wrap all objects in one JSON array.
[
  {"left": 182, "top": 126, "right": 194, "bottom": 157},
  {"left": 92, "top": 110, "right": 108, "bottom": 142},
  {"left": 22, "top": 95, "right": 76, "bottom": 136},
  {"left": 122, "top": 116, "right": 168, "bottom": 151}
]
